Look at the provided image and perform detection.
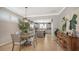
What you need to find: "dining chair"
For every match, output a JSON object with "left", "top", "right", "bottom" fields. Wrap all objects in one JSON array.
[
  {"left": 11, "top": 34, "right": 26, "bottom": 51},
  {"left": 27, "top": 32, "right": 37, "bottom": 48},
  {"left": 31, "top": 35, "right": 37, "bottom": 48}
]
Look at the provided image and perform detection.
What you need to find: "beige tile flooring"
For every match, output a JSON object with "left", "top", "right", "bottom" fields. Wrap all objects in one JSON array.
[{"left": 0, "top": 34, "right": 63, "bottom": 51}]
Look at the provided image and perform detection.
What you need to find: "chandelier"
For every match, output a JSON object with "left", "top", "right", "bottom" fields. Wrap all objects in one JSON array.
[{"left": 23, "top": 7, "right": 28, "bottom": 22}]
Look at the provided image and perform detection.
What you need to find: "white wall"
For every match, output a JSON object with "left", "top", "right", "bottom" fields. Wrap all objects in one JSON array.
[
  {"left": 0, "top": 8, "right": 21, "bottom": 23},
  {"left": 0, "top": 8, "right": 22, "bottom": 46},
  {"left": 51, "top": 15, "right": 61, "bottom": 39},
  {"left": 58, "top": 7, "right": 79, "bottom": 32},
  {"left": 51, "top": 7, "right": 79, "bottom": 39}
]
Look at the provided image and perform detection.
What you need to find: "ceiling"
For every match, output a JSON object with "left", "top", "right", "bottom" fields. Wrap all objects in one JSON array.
[
  {"left": 6, "top": 7, "right": 65, "bottom": 17},
  {"left": 5, "top": 7, "right": 65, "bottom": 23}
]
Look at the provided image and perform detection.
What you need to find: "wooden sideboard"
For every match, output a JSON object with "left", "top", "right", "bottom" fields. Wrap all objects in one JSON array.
[{"left": 56, "top": 31, "right": 79, "bottom": 51}]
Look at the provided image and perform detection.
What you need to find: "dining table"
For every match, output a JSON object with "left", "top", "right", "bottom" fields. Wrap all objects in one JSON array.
[
  {"left": 20, "top": 33, "right": 34, "bottom": 40},
  {"left": 20, "top": 33, "right": 34, "bottom": 45}
]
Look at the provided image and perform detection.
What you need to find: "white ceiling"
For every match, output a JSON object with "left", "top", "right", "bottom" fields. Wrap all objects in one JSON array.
[
  {"left": 33, "top": 18, "right": 51, "bottom": 23},
  {"left": 5, "top": 7, "right": 65, "bottom": 23},
  {"left": 6, "top": 7, "right": 65, "bottom": 17}
]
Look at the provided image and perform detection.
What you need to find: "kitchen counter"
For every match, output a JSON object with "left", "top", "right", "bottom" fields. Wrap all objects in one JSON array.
[{"left": 36, "top": 30, "right": 45, "bottom": 38}]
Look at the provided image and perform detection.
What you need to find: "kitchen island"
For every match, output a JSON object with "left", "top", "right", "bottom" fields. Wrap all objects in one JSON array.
[{"left": 35, "top": 30, "right": 45, "bottom": 38}]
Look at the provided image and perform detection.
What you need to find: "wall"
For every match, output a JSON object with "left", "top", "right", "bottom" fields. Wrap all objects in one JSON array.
[
  {"left": 51, "top": 15, "right": 60, "bottom": 39},
  {"left": 58, "top": 7, "right": 79, "bottom": 32},
  {"left": 51, "top": 7, "right": 79, "bottom": 39},
  {"left": 0, "top": 8, "right": 22, "bottom": 46}
]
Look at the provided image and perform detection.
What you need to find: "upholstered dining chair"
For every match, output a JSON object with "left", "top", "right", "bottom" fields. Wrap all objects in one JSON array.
[
  {"left": 31, "top": 29, "right": 38, "bottom": 48},
  {"left": 30, "top": 35, "right": 37, "bottom": 48},
  {"left": 11, "top": 34, "right": 26, "bottom": 51}
]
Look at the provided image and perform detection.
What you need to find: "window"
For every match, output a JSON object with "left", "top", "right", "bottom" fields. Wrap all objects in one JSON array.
[{"left": 39, "top": 24, "right": 46, "bottom": 29}]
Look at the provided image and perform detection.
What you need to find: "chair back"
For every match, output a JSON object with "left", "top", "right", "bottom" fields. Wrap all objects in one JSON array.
[{"left": 11, "top": 34, "right": 21, "bottom": 43}]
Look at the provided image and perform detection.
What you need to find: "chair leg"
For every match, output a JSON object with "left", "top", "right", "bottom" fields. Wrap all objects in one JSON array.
[
  {"left": 12, "top": 43, "right": 14, "bottom": 51},
  {"left": 32, "top": 41, "right": 35, "bottom": 48},
  {"left": 36, "top": 39, "right": 37, "bottom": 45},
  {"left": 19, "top": 44, "right": 21, "bottom": 51}
]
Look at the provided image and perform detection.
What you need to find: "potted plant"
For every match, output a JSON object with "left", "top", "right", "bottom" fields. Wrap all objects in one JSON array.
[
  {"left": 54, "top": 28, "right": 60, "bottom": 37},
  {"left": 69, "top": 14, "right": 77, "bottom": 36},
  {"left": 18, "top": 19, "right": 30, "bottom": 34},
  {"left": 62, "top": 17, "right": 68, "bottom": 33}
]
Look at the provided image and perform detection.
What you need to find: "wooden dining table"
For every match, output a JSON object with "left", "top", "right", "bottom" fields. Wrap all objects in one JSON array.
[
  {"left": 20, "top": 33, "right": 34, "bottom": 40},
  {"left": 19, "top": 33, "right": 34, "bottom": 45}
]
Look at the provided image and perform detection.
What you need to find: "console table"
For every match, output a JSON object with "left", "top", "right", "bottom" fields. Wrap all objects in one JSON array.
[{"left": 56, "top": 31, "right": 78, "bottom": 51}]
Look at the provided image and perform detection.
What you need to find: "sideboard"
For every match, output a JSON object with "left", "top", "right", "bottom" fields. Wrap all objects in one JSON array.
[{"left": 56, "top": 31, "right": 79, "bottom": 51}]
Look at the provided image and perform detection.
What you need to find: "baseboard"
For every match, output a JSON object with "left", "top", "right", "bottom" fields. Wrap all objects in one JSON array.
[{"left": 0, "top": 40, "right": 12, "bottom": 46}]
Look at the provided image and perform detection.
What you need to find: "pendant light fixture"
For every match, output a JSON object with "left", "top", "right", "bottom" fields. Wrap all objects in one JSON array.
[{"left": 23, "top": 7, "right": 28, "bottom": 22}]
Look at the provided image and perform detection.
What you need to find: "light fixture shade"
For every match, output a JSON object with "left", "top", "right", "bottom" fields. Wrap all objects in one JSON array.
[
  {"left": 23, "top": 18, "right": 27, "bottom": 20},
  {"left": 23, "top": 7, "right": 28, "bottom": 22},
  {"left": 23, "top": 18, "right": 28, "bottom": 22}
]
